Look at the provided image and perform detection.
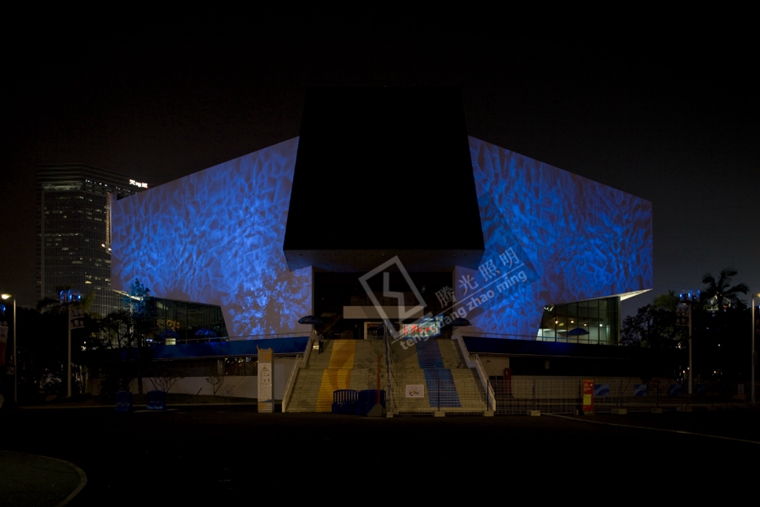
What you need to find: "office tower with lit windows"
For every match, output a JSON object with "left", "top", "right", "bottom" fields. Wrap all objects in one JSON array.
[{"left": 36, "top": 164, "right": 148, "bottom": 317}]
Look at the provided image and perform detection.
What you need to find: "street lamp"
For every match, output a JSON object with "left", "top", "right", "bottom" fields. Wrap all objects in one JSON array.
[
  {"left": 59, "top": 289, "right": 84, "bottom": 397},
  {"left": 1, "top": 294, "right": 16, "bottom": 404},
  {"left": 752, "top": 292, "right": 759, "bottom": 405},
  {"left": 677, "top": 289, "right": 700, "bottom": 395}
]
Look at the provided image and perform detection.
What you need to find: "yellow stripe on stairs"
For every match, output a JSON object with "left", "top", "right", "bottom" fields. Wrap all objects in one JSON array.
[
  {"left": 315, "top": 341, "right": 357, "bottom": 412},
  {"left": 315, "top": 369, "right": 352, "bottom": 412},
  {"left": 329, "top": 340, "right": 356, "bottom": 369}
]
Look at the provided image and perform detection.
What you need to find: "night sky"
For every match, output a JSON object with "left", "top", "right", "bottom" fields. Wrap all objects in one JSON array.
[{"left": 2, "top": 29, "right": 757, "bottom": 317}]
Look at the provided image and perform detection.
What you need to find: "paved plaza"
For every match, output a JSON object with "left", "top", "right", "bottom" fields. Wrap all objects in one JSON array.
[{"left": 2, "top": 405, "right": 758, "bottom": 505}]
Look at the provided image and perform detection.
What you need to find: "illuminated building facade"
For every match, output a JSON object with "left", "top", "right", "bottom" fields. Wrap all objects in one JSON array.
[
  {"left": 111, "top": 89, "right": 652, "bottom": 346},
  {"left": 36, "top": 164, "right": 148, "bottom": 317}
]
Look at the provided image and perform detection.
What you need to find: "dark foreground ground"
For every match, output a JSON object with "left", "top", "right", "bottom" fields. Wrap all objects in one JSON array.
[{"left": 2, "top": 404, "right": 759, "bottom": 505}]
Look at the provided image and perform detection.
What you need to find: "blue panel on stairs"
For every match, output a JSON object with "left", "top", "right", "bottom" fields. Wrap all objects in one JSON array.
[
  {"left": 416, "top": 340, "right": 444, "bottom": 369},
  {"left": 423, "top": 368, "right": 461, "bottom": 408}
]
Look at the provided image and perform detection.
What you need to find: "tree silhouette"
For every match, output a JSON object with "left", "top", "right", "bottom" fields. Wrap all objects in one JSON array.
[
  {"left": 702, "top": 268, "right": 749, "bottom": 312},
  {"left": 697, "top": 268, "right": 751, "bottom": 382},
  {"left": 121, "top": 278, "right": 155, "bottom": 395},
  {"left": 621, "top": 300, "right": 685, "bottom": 349},
  {"left": 623, "top": 270, "right": 751, "bottom": 382}
]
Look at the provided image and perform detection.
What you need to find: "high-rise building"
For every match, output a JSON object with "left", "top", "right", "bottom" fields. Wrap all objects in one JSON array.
[{"left": 36, "top": 164, "right": 148, "bottom": 317}]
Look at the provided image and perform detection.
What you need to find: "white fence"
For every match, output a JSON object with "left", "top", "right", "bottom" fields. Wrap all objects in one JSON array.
[{"left": 492, "top": 377, "right": 755, "bottom": 414}]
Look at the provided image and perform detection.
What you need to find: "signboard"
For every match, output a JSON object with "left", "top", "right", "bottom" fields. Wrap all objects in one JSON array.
[
  {"left": 400, "top": 316, "right": 442, "bottom": 340},
  {"left": 582, "top": 379, "right": 594, "bottom": 413},
  {"left": 257, "top": 347, "right": 274, "bottom": 413},
  {"left": 406, "top": 384, "right": 424, "bottom": 398},
  {"left": 594, "top": 384, "right": 610, "bottom": 397},
  {"left": 633, "top": 384, "right": 648, "bottom": 397}
]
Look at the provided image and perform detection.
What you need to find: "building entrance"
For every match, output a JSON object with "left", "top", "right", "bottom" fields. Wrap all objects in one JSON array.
[{"left": 313, "top": 271, "right": 454, "bottom": 340}]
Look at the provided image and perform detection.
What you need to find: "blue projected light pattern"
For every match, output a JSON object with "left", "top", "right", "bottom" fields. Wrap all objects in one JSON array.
[
  {"left": 112, "top": 135, "right": 651, "bottom": 342},
  {"left": 461, "top": 137, "right": 653, "bottom": 337},
  {"left": 111, "top": 138, "right": 312, "bottom": 338}
]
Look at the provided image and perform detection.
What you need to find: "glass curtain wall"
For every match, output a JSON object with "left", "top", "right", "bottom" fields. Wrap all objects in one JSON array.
[
  {"left": 537, "top": 297, "right": 620, "bottom": 345},
  {"left": 148, "top": 297, "right": 227, "bottom": 344}
]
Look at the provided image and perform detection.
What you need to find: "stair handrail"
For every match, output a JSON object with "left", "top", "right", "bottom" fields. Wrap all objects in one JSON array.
[
  {"left": 281, "top": 352, "right": 302, "bottom": 413},
  {"left": 303, "top": 328, "right": 317, "bottom": 366},
  {"left": 452, "top": 330, "right": 496, "bottom": 412},
  {"left": 282, "top": 329, "right": 316, "bottom": 412},
  {"left": 384, "top": 329, "right": 395, "bottom": 414}
]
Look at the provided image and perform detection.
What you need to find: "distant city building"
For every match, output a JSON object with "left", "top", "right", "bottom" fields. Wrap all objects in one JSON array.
[{"left": 36, "top": 164, "right": 148, "bottom": 317}]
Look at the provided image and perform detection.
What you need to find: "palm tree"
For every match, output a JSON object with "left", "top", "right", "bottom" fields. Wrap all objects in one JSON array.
[{"left": 702, "top": 268, "right": 749, "bottom": 312}]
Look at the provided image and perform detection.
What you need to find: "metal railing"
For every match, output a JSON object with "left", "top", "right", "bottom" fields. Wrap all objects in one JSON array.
[
  {"left": 390, "top": 371, "right": 489, "bottom": 415},
  {"left": 491, "top": 378, "right": 756, "bottom": 415},
  {"left": 452, "top": 331, "right": 496, "bottom": 411},
  {"left": 153, "top": 331, "right": 311, "bottom": 346},
  {"left": 384, "top": 330, "right": 396, "bottom": 415},
  {"left": 230, "top": 332, "right": 314, "bottom": 341},
  {"left": 282, "top": 330, "right": 316, "bottom": 412}
]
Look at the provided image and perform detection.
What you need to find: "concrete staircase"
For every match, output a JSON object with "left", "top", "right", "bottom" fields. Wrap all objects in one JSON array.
[
  {"left": 286, "top": 339, "right": 387, "bottom": 413},
  {"left": 285, "top": 337, "right": 487, "bottom": 415},
  {"left": 388, "top": 338, "right": 488, "bottom": 415}
]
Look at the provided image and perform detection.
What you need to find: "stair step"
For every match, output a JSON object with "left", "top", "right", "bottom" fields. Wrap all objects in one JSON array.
[{"left": 286, "top": 338, "right": 486, "bottom": 413}]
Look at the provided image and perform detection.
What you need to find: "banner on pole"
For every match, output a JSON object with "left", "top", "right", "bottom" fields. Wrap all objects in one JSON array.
[
  {"left": 257, "top": 347, "right": 274, "bottom": 413},
  {"left": 582, "top": 379, "right": 594, "bottom": 413}
]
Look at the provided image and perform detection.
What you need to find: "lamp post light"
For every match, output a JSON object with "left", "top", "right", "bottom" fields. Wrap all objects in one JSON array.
[
  {"left": 1, "top": 294, "right": 17, "bottom": 404},
  {"left": 59, "top": 289, "right": 84, "bottom": 398},
  {"left": 752, "top": 292, "right": 759, "bottom": 406},
  {"left": 677, "top": 289, "right": 700, "bottom": 395}
]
